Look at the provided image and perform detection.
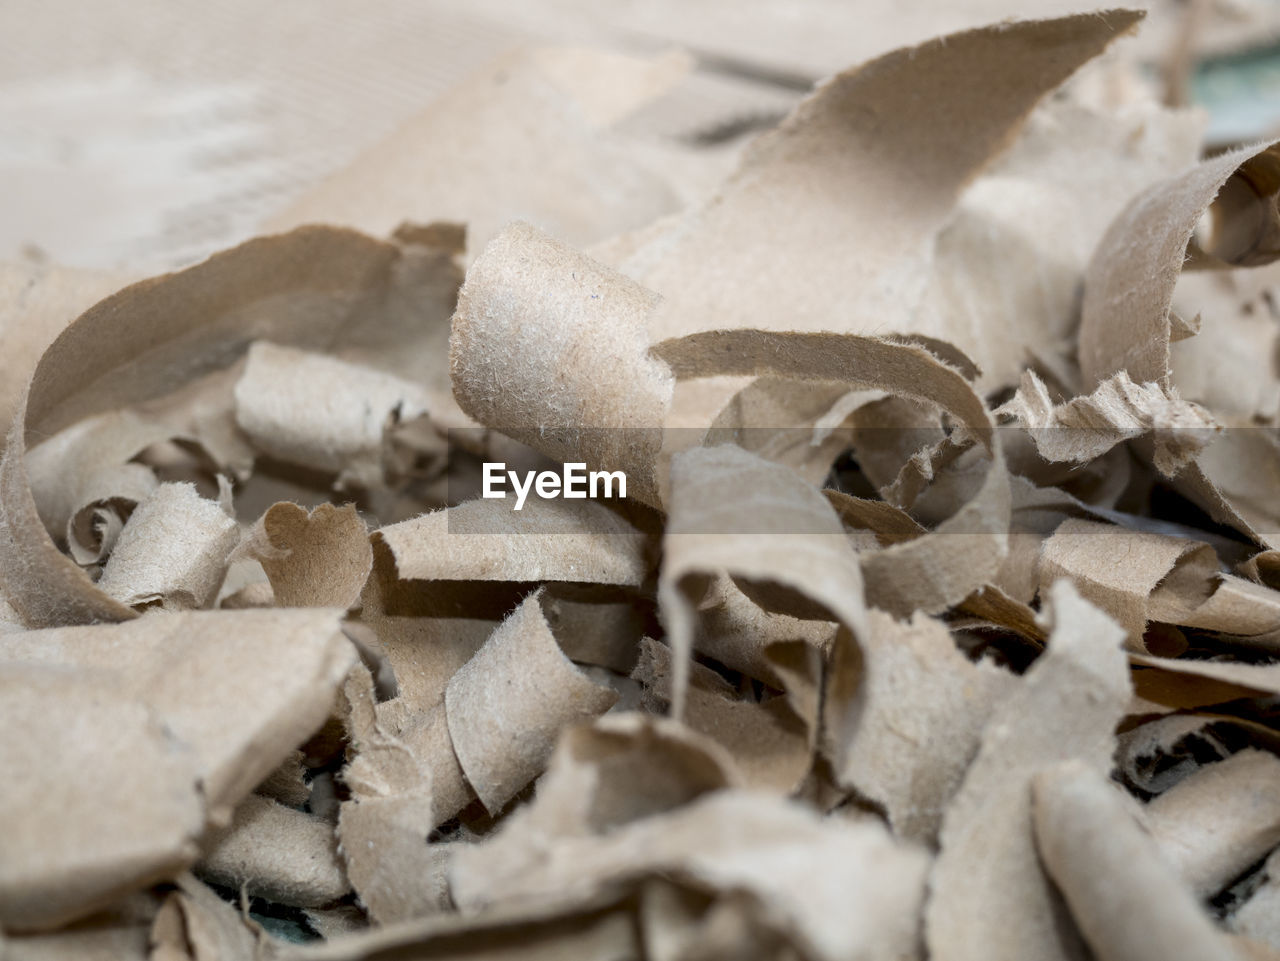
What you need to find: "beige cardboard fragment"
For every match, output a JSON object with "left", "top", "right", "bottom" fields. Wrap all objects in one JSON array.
[
  {"left": 1, "top": 226, "right": 459, "bottom": 628},
  {"left": 1130, "top": 654, "right": 1280, "bottom": 710},
  {"left": 927, "top": 580, "right": 1131, "bottom": 961},
  {"left": 841, "top": 395, "right": 945, "bottom": 499},
  {"left": 23, "top": 410, "right": 169, "bottom": 551},
  {"left": 336, "top": 792, "right": 451, "bottom": 925},
  {"left": 1080, "top": 141, "right": 1280, "bottom": 545},
  {"left": 1185, "top": 434, "right": 1280, "bottom": 551},
  {"left": 267, "top": 47, "right": 688, "bottom": 259},
  {"left": 3, "top": 892, "right": 159, "bottom": 961},
  {"left": 0, "top": 665, "right": 205, "bottom": 933},
  {"left": 633, "top": 637, "right": 810, "bottom": 794},
  {"left": 239, "top": 502, "right": 372, "bottom": 609},
  {"left": 1148, "top": 574, "right": 1280, "bottom": 651},
  {"left": 1039, "top": 517, "right": 1218, "bottom": 651},
  {"left": 826, "top": 609, "right": 1017, "bottom": 845},
  {"left": 197, "top": 794, "right": 349, "bottom": 908},
  {"left": 999, "top": 369, "right": 1218, "bottom": 475},
  {"left": 492, "top": 712, "right": 739, "bottom": 838},
  {"left": 396, "top": 706, "right": 474, "bottom": 828},
  {"left": 68, "top": 496, "right": 133, "bottom": 567},
  {"left": 130, "top": 364, "right": 259, "bottom": 484},
  {"left": 375, "top": 495, "right": 649, "bottom": 587},
  {"left": 825, "top": 489, "right": 926, "bottom": 546},
  {"left": 234, "top": 342, "right": 431, "bottom": 490},
  {"left": 1241, "top": 549, "right": 1280, "bottom": 589},
  {"left": 445, "top": 591, "right": 619, "bottom": 814},
  {"left": 0, "top": 260, "right": 137, "bottom": 440},
  {"left": 339, "top": 663, "right": 419, "bottom": 798},
  {"left": 619, "top": 12, "right": 1143, "bottom": 361},
  {"left": 0, "top": 609, "right": 356, "bottom": 821},
  {"left": 956, "top": 583, "right": 1047, "bottom": 644},
  {"left": 1143, "top": 749, "right": 1280, "bottom": 898},
  {"left": 344, "top": 712, "right": 736, "bottom": 926},
  {"left": 452, "top": 788, "right": 928, "bottom": 961},
  {"left": 357, "top": 611, "right": 493, "bottom": 725},
  {"left": 218, "top": 579, "right": 275, "bottom": 610},
  {"left": 1082, "top": 141, "right": 1280, "bottom": 390},
  {"left": 149, "top": 874, "right": 259, "bottom": 961},
  {"left": 450, "top": 221, "right": 672, "bottom": 507},
  {"left": 95, "top": 483, "right": 239, "bottom": 611},
  {"left": 660, "top": 445, "right": 866, "bottom": 717},
  {"left": 1032, "top": 760, "right": 1244, "bottom": 961},
  {"left": 335, "top": 663, "right": 451, "bottom": 922},
  {"left": 351, "top": 584, "right": 627, "bottom": 843}
]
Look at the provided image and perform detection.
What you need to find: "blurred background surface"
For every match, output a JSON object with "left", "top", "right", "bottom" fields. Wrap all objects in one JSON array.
[{"left": 2, "top": 0, "right": 1279, "bottom": 272}]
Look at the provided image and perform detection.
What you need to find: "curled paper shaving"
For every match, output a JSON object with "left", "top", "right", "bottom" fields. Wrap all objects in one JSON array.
[
  {"left": 238, "top": 502, "right": 372, "bottom": 609},
  {"left": 660, "top": 444, "right": 866, "bottom": 718},
  {"left": 0, "top": 609, "right": 355, "bottom": 930},
  {"left": 1032, "top": 759, "right": 1244, "bottom": 961},
  {"left": 336, "top": 791, "right": 452, "bottom": 926},
  {"left": 1080, "top": 140, "right": 1280, "bottom": 544},
  {"left": 234, "top": 342, "right": 432, "bottom": 491},
  {"left": 926, "top": 580, "right": 1131, "bottom": 961},
  {"left": 444, "top": 590, "right": 619, "bottom": 815},
  {"left": 0, "top": 225, "right": 462, "bottom": 628},
  {"left": 196, "top": 793, "right": 349, "bottom": 908},
  {"left": 620, "top": 11, "right": 1144, "bottom": 358},
  {"left": 1131, "top": 652, "right": 1280, "bottom": 709},
  {"left": 95, "top": 482, "right": 239, "bottom": 612},
  {"left": 0, "top": 260, "right": 138, "bottom": 438},
  {"left": 450, "top": 222, "right": 672, "bottom": 506},
  {"left": 999, "top": 369, "right": 1219, "bottom": 475},
  {"left": 653, "top": 328, "right": 1012, "bottom": 616},
  {"left": 1143, "top": 749, "right": 1280, "bottom": 899},
  {"left": 917, "top": 93, "right": 1202, "bottom": 394},
  {"left": 374, "top": 496, "right": 650, "bottom": 587},
  {"left": 1115, "top": 714, "right": 1280, "bottom": 795},
  {"left": 0, "top": 665, "right": 205, "bottom": 934},
  {"left": 335, "top": 663, "right": 445, "bottom": 924},
  {"left": 450, "top": 715, "right": 927, "bottom": 961},
  {"left": 1039, "top": 517, "right": 1218, "bottom": 652},
  {"left": 1083, "top": 141, "right": 1280, "bottom": 390},
  {"left": 826, "top": 609, "right": 1017, "bottom": 845}
]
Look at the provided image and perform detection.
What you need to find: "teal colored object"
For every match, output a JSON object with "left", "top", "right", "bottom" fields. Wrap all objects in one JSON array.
[{"left": 1191, "top": 41, "right": 1280, "bottom": 143}]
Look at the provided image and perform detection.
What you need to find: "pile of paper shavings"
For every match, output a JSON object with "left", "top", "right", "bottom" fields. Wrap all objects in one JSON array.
[{"left": 5, "top": 9, "right": 1280, "bottom": 961}]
